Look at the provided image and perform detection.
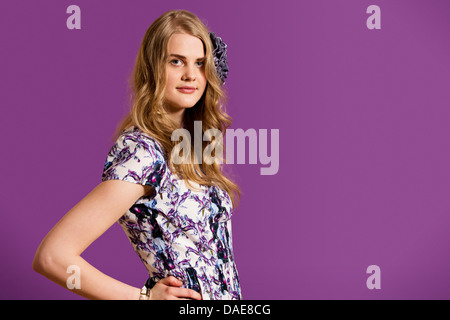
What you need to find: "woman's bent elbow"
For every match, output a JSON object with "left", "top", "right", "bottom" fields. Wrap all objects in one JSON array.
[{"left": 32, "top": 248, "right": 55, "bottom": 276}]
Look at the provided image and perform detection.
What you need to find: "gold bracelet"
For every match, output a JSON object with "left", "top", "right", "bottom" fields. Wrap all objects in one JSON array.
[{"left": 139, "top": 285, "right": 152, "bottom": 300}]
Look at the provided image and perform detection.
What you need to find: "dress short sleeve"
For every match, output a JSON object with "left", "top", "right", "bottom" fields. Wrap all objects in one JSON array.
[{"left": 101, "top": 128, "right": 167, "bottom": 194}]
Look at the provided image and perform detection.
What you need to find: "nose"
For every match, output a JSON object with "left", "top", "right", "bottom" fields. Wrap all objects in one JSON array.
[{"left": 182, "top": 64, "right": 196, "bottom": 81}]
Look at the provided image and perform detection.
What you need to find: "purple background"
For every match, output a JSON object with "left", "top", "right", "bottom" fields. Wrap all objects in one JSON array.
[{"left": 1, "top": 0, "right": 449, "bottom": 300}]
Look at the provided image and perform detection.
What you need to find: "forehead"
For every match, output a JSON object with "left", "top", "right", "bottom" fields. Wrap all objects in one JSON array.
[{"left": 167, "top": 33, "right": 205, "bottom": 57}]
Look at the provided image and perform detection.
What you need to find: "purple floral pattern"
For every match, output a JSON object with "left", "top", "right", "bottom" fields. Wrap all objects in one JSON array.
[{"left": 102, "top": 126, "right": 242, "bottom": 300}]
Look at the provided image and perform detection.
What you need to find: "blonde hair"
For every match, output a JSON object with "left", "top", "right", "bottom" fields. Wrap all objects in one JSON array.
[{"left": 115, "top": 10, "right": 240, "bottom": 209}]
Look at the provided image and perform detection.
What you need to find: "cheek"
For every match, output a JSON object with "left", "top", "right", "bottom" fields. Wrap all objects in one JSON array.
[
  {"left": 198, "top": 73, "right": 207, "bottom": 91},
  {"left": 166, "top": 72, "right": 177, "bottom": 87}
]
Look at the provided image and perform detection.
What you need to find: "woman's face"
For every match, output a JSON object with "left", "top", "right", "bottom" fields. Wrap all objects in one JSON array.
[{"left": 163, "top": 32, "right": 207, "bottom": 119}]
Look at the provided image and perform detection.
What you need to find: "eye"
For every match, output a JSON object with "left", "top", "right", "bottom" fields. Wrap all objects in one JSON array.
[
  {"left": 196, "top": 61, "right": 204, "bottom": 67},
  {"left": 170, "top": 59, "right": 183, "bottom": 66}
]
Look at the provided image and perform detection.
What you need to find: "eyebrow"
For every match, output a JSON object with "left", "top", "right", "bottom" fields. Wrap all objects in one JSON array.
[{"left": 169, "top": 54, "right": 205, "bottom": 61}]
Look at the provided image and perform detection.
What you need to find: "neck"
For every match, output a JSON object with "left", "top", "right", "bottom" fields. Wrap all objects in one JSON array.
[{"left": 164, "top": 107, "right": 185, "bottom": 128}]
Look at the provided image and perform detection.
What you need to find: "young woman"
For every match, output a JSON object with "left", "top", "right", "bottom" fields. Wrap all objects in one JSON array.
[{"left": 33, "top": 9, "right": 242, "bottom": 300}]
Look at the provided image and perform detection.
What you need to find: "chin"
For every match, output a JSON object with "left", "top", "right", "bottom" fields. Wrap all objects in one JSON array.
[
  {"left": 165, "top": 96, "right": 203, "bottom": 111},
  {"left": 180, "top": 99, "right": 202, "bottom": 109}
]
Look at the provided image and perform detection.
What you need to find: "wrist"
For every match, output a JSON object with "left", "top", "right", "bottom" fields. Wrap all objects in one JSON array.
[
  {"left": 129, "top": 287, "right": 141, "bottom": 300},
  {"left": 138, "top": 285, "right": 152, "bottom": 300}
]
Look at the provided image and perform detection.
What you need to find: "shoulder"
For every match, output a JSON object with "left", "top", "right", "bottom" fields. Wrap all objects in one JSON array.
[
  {"left": 116, "top": 126, "right": 165, "bottom": 157},
  {"left": 102, "top": 126, "right": 168, "bottom": 191}
]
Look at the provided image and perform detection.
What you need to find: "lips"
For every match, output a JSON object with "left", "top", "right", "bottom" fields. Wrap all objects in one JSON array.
[{"left": 176, "top": 86, "right": 196, "bottom": 94}]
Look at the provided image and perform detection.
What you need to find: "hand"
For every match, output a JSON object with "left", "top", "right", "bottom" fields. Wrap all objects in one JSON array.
[{"left": 149, "top": 276, "right": 203, "bottom": 300}]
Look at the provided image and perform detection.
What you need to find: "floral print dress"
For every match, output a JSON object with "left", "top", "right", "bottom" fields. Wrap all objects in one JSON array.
[{"left": 101, "top": 126, "right": 242, "bottom": 300}]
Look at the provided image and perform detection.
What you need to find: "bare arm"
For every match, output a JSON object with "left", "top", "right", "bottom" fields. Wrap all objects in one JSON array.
[
  {"left": 32, "top": 180, "right": 202, "bottom": 300},
  {"left": 32, "top": 180, "right": 147, "bottom": 299}
]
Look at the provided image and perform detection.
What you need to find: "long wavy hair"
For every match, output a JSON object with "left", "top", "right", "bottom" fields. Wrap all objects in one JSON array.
[{"left": 115, "top": 10, "right": 241, "bottom": 209}]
